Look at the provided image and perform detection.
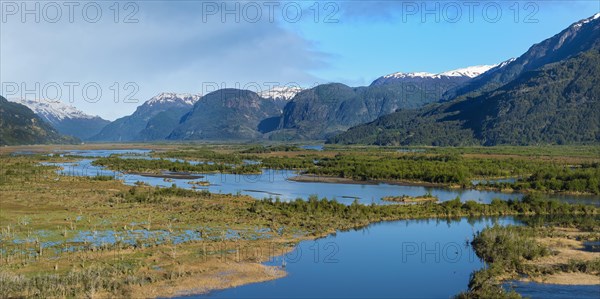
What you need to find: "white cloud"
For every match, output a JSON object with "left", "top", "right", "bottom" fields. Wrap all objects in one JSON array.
[{"left": 0, "top": 1, "right": 330, "bottom": 120}]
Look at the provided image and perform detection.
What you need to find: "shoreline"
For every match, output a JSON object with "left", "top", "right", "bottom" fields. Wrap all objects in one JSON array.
[
  {"left": 496, "top": 227, "right": 600, "bottom": 289},
  {"left": 519, "top": 272, "right": 600, "bottom": 285},
  {"left": 137, "top": 243, "right": 297, "bottom": 298},
  {"left": 128, "top": 171, "right": 206, "bottom": 180},
  {"left": 381, "top": 195, "right": 438, "bottom": 203},
  {"left": 288, "top": 175, "right": 599, "bottom": 197},
  {"left": 287, "top": 174, "right": 443, "bottom": 187}
]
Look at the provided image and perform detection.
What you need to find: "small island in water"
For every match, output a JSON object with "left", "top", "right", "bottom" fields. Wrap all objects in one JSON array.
[{"left": 382, "top": 194, "right": 438, "bottom": 203}]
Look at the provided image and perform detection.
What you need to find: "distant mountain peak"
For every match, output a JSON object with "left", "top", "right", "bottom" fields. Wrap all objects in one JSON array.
[
  {"left": 8, "top": 98, "right": 99, "bottom": 122},
  {"left": 497, "top": 57, "right": 516, "bottom": 68},
  {"left": 145, "top": 92, "right": 201, "bottom": 106},
  {"left": 443, "top": 12, "right": 600, "bottom": 101},
  {"left": 383, "top": 65, "right": 497, "bottom": 80},
  {"left": 1, "top": 96, "right": 79, "bottom": 145},
  {"left": 331, "top": 13, "right": 600, "bottom": 146},
  {"left": 7, "top": 98, "right": 110, "bottom": 140},
  {"left": 371, "top": 64, "right": 498, "bottom": 87},
  {"left": 438, "top": 65, "right": 499, "bottom": 78},
  {"left": 382, "top": 72, "right": 436, "bottom": 79},
  {"left": 574, "top": 12, "right": 600, "bottom": 28},
  {"left": 258, "top": 86, "right": 302, "bottom": 101}
]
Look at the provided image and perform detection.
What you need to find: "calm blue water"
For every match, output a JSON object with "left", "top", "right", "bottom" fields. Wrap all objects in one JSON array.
[
  {"left": 46, "top": 155, "right": 599, "bottom": 206},
  {"left": 503, "top": 281, "right": 600, "bottom": 299},
  {"left": 47, "top": 158, "right": 526, "bottom": 205},
  {"left": 179, "top": 217, "right": 516, "bottom": 299}
]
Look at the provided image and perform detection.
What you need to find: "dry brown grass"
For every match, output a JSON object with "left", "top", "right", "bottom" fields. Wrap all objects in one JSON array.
[
  {"left": 520, "top": 230, "right": 600, "bottom": 285},
  {"left": 524, "top": 272, "right": 600, "bottom": 285},
  {"left": 132, "top": 260, "right": 286, "bottom": 298}
]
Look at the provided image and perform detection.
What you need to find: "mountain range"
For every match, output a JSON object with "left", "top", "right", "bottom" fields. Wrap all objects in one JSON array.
[
  {"left": 370, "top": 65, "right": 496, "bottom": 86},
  {"left": 90, "top": 67, "right": 490, "bottom": 142},
  {"left": 271, "top": 66, "right": 495, "bottom": 140},
  {"left": 330, "top": 13, "right": 600, "bottom": 146},
  {"left": 0, "top": 96, "right": 78, "bottom": 145},
  {"left": 8, "top": 98, "right": 109, "bottom": 140},
  {"left": 89, "top": 93, "right": 201, "bottom": 142}
]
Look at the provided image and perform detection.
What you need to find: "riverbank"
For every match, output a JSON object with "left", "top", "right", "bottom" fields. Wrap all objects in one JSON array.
[
  {"left": 521, "top": 228, "right": 600, "bottom": 285},
  {"left": 381, "top": 194, "right": 438, "bottom": 203},
  {"left": 289, "top": 174, "right": 600, "bottom": 197},
  {"left": 288, "top": 174, "right": 445, "bottom": 187},
  {"left": 122, "top": 239, "right": 301, "bottom": 298},
  {"left": 128, "top": 171, "right": 205, "bottom": 180},
  {"left": 459, "top": 224, "right": 600, "bottom": 298}
]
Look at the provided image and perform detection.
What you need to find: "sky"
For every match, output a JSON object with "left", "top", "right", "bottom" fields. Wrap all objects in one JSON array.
[{"left": 1, "top": 1, "right": 599, "bottom": 120}]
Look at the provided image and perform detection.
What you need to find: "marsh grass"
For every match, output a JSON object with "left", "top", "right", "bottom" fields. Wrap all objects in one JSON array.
[
  {"left": 0, "top": 149, "right": 598, "bottom": 298},
  {"left": 457, "top": 217, "right": 600, "bottom": 298}
]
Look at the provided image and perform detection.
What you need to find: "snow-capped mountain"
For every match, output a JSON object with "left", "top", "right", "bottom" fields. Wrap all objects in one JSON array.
[
  {"left": 0, "top": 96, "right": 78, "bottom": 145},
  {"left": 333, "top": 12, "right": 600, "bottom": 146},
  {"left": 379, "top": 64, "right": 497, "bottom": 81},
  {"left": 7, "top": 98, "right": 110, "bottom": 140},
  {"left": 444, "top": 12, "right": 600, "bottom": 100},
  {"left": 573, "top": 12, "right": 600, "bottom": 28},
  {"left": 258, "top": 86, "right": 302, "bottom": 101},
  {"left": 371, "top": 65, "right": 498, "bottom": 87},
  {"left": 9, "top": 98, "right": 99, "bottom": 123},
  {"left": 145, "top": 92, "right": 201, "bottom": 106},
  {"left": 439, "top": 65, "right": 499, "bottom": 78},
  {"left": 90, "top": 92, "right": 201, "bottom": 142},
  {"left": 258, "top": 86, "right": 302, "bottom": 110}
]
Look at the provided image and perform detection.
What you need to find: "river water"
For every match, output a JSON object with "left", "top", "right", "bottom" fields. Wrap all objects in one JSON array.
[
  {"left": 42, "top": 149, "right": 599, "bottom": 298},
  {"left": 45, "top": 149, "right": 599, "bottom": 206}
]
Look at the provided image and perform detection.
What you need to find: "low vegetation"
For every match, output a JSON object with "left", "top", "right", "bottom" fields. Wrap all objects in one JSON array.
[
  {"left": 457, "top": 217, "right": 600, "bottom": 298},
  {"left": 1, "top": 145, "right": 598, "bottom": 298},
  {"left": 91, "top": 156, "right": 262, "bottom": 174}
]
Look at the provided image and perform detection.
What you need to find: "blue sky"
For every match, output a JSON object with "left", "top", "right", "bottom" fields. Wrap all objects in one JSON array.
[{"left": 1, "top": 1, "right": 598, "bottom": 120}]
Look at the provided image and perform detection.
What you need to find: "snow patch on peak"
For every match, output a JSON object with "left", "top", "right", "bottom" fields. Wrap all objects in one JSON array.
[
  {"left": 145, "top": 92, "right": 201, "bottom": 106},
  {"left": 383, "top": 72, "right": 436, "bottom": 79},
  {"left": 383, "top": 65, "right": 496, "bottom": 80},
  {"left": 497, "top": 57, "right": 516, "bottom": 68},
  {"left": 8, "top": 98, "right": 98, "bottom": 122},
  {"left": 258, "top": 86, "right": 302, "bottom": 101},
  {"left": 439, "top": 65, "right": 498, "bottom": 78},
  {"left": 573, "top": 13, "right": 600, "bottom": 28}
]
